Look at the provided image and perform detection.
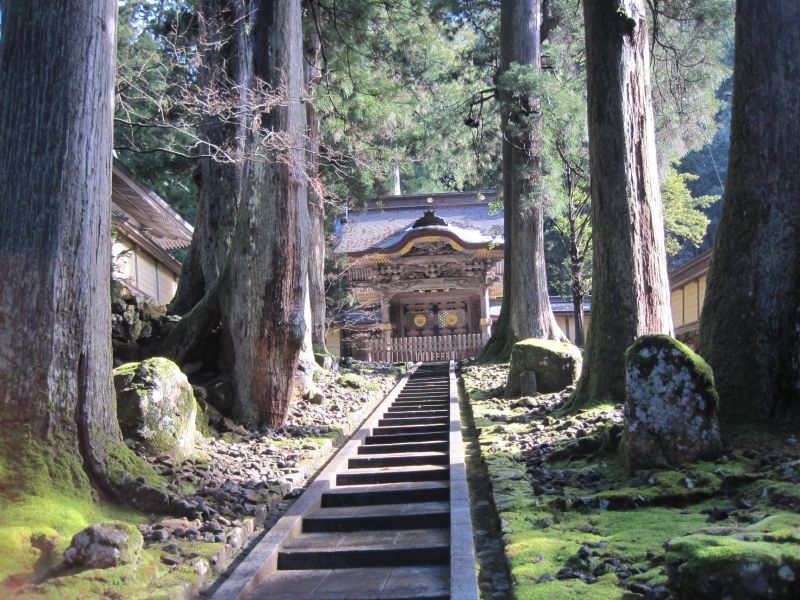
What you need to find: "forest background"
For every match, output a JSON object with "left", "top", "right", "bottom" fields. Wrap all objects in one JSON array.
[{"left": 114, "top": 0, "right": 732, "bottom": 316}]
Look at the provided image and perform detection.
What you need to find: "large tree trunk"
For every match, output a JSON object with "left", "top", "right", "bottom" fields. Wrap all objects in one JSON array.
[
  {"left": 568, "top": 0, "right": 672, "bottom": 407},
  {"left": 304, "top": 7, "right": 328, "bottom": 353},
  {"left": 159, "top": 0, "right": 309, "bottom": 428},
  {"left": 172, "top": 0, "right": 248, "bottom": 314},
  {"left": 480, "top": 0, "right": 563, "bottom": 361},
  {"left": 699, "top": 0, "right": 800, "bottom": 426},
  {"left": 0, "top": 1, "right": 121, "bottom": 494},
  {"left": 221, "top": 0, "right": 309, "bottom": 427},
  {"left": 572, "top": 293, "right": 585, "bottom": 347}
]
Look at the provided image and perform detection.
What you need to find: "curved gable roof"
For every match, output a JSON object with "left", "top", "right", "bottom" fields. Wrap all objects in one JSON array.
[{"left": 335, "top": 191, "right": 503, "bottom": 255}]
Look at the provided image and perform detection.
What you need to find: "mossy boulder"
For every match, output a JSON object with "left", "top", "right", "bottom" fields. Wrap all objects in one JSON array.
[
  {"left": 624, "top": 335, "right": 722, "bottom": 470},
  {"left": 665, "top": 514, "right": 800, "bottom": 599},
  {"left": 63, "top": 521, "right": 143, "bottom": 569},
  {"left": 113, "top": 357, "right": 198, "bottom": 461},
  {"left": 338, "top": 372, "right": 367, "bottom": 389},
  {"left": 505, "top": 338, "right": 582, "bottom": 397}
]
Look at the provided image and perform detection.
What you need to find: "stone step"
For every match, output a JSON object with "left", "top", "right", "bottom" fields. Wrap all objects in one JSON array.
[
  {"left": 388, "top": 402, "right": 450, "bottom": 409},
  {"left": 383, "top": 402, "right": 450, "bottom": 417},
  {"left": 278, "top": 528, "right": 449, "bottom": 570},
  {"left": 393, "top": 398, "right": 449, "bottom": 404},
  {"left": 320, "top": 481, "right": 449, "bottom": 508},
  {"left": 379, "top": 409, "right": 448, "bottom": 419},
  {"left": 378, "top": 416, "right": 449, "bottom": 426},
  {"left": 302, "top": 501, "right": 450, "bottom": 533},
  {"left": 364, "top": 431, "right": 449, "bottom": 445},
  {"left": 371, "top": 423, "right": 448, "bottom": 436},
  {"left": 357, "top": 440, "right": 449, "bottom": 455},
  {"left": 247, "top": 566, "right": 449, "bottom": 600},
  {"left": 337, "top": 464, "right": 449, "bottom": 486},
  {"left": 348, "top": 450, "right": 448, "bottom": 469},
  {"left": 394, "top": 398, "right": 449, "bottom": 404}
]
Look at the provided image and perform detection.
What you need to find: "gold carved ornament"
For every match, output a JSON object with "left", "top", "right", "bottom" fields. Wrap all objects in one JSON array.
[
  {"left": 444, "top": 312, "right": 460, "bottom": 327},
  {"left": 413, "top": 313, "right": 428, "bottom": 328}
]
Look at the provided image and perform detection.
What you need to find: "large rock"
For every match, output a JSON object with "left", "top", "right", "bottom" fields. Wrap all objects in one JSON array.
[
  {"left": 63, "top": 521, "right": 143, "bottom": 569},
  {"left": 505, "top": 338, "right": 582, "bottom": 397},
  {"left": 666, "top": 514, "right": 800, "bottom": 599},
  {"left": 113, "top": 357, "right": 197, "bottom": 461},
  {"left": 624, "top": 334, "right": 722, "bottom": 470}
]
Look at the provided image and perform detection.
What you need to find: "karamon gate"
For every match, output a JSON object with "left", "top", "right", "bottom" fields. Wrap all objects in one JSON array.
[{"left": 333, "top": 192, "right": 504, "bottom": 362}]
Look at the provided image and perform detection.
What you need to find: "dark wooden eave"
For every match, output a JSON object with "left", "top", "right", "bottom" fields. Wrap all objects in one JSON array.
[{"left": 669, "top": 250, "right": 712, "bottom": 289}]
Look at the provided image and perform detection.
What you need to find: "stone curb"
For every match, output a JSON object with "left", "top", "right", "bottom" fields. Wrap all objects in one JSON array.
[
  {"left": 449, "top": 360, "right": 480, "bottom": 600},
  {"left": 207, "top": 364, "right": 419, "bottom": 600}
]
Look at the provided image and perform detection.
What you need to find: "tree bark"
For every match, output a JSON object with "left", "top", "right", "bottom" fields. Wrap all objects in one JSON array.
[
  {"left": 568, "top": 0, "right": 672, "bottom": 407},
  {"left": 159, "top": 0, "right": 309, "bottom": 428},
  {"left": 699, "top": 0, "right": 800, "bottom": 426},
  {"left": 304, "top": 7, "right": 328, "bottom": 352},
  {"left": 0, "top": 0, "right": 121, "bottom": 493},
  {"left": 572, "top": 294, "right": 585, "bottom": 347},
  {"left": 172, "top": 0, "right": 248, "bottom": 314},
  {"left": 480, "top": 0, "right": 563, "bottom": 361},
  {"left": 220, "top": 0, "right": 309, "bottom": 427}
]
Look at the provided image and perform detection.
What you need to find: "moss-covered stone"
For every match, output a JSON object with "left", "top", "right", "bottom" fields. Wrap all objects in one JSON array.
[
  {"left": 666, "top": 514, "right": 800, "bottom": 599},
  {"left": 63, "top": 521, "right": 143, "bottom": 569},
  {"left": 505, "top": 338, "right": 582, "bottom": 397},
  {"left": 624, "top": 335, "right": 722, "bottom": 471},
  {"left": 113, "top": 358, "right": 197, "bottom": 461}
]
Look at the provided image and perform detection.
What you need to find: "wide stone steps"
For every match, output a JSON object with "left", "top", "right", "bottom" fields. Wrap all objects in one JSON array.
[
  {"left": 348, "top": 451, "right": 449, "bottom": 469},
  {"left": 337, "top": 464, "right": 449, "bottom": 486},
  {"left": 213, "top": 363, "right": 478, "bottom": 600},
  {"left": 302, "top": 501, "right": 450, "bottom": 532},
  {"left": 364, "top": 431, "right": 449, "bottom": 445},
  {"left": 377, "top": 416, "right": 449, "bottom": 426},
  {"left": 320, "top": 481, "right": 450, "bottom": 508},
  {"left": 249, "top": 566, "right": 450, "bottom": 600}
]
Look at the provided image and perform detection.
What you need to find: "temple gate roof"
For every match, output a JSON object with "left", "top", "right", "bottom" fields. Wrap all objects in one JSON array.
[{"left": 334, "top": 191, "right": 503, "bottom": 256}]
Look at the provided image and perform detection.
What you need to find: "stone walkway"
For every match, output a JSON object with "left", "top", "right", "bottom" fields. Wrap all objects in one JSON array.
[{"left": 210, "top": 362, "right": 478, "bottom": 600}]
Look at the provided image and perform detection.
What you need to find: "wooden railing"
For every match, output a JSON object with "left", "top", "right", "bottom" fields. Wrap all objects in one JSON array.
[{"left": 365, "top": 333, "right": 488, "bottom": 363}]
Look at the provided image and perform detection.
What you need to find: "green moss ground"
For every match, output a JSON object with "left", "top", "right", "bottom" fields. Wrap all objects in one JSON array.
[
  {"left": 0, "top": 429, "right": 185, "bottom": 597},
  {"left": 337, "top": 372, "right": 383, "bottom": 391},
  {"left": 462, "top": 363, "right": 800, "bottom": 600}
]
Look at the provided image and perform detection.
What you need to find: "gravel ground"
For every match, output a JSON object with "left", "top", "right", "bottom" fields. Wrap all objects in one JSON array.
[{"left": 133, "top": 362, "right": 403, "bottom": 581}]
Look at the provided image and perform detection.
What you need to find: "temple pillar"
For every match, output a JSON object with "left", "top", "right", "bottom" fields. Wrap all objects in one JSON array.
[
  {"left": 379, "top": 293, "right": 392, "bottom": 359},
  {"left": 480, "top": 286, "right": 492, "bottom": 337}
]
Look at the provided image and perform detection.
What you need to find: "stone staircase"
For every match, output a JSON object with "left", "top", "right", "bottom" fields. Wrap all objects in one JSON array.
[
  {"left": 249, "top": 364, "right": 454, "bottom": 599},
  {"left": 209, "top": 362, "right": 478, "bottom": 600}
]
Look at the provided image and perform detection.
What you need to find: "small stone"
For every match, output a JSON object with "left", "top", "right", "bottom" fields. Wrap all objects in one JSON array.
[
  {"left": 556, "top": 567, "right": 582, "bottom": 580},
  {"left": 161, "top": 555, "right": 184, "bottom": 566},
  {"left": 628, "top": 582, "right": 652, "bottom": 595},
  {"left": 778, "top": 565, "right": 795, "bottom": 582},
  {"left": 708, "top": 506, "right": 733, "bottom": 521},
  {"left": 150, "top": 529, "right": 170, "bottom": 542},
  {"left": 644, "top": 585, "right": 670, "bottom": 600}
]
